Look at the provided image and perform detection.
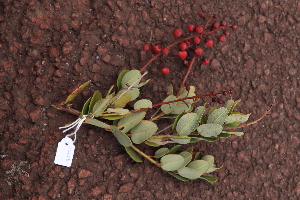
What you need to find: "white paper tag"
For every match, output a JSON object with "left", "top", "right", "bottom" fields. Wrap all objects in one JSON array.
[{"left": 54, "top": 137, "right": 75, "bottom": 167}]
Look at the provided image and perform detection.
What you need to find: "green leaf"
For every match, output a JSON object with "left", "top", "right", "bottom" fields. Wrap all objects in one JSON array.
[
  {"left": 130, "top": 120, "right": 158, "bottom": 144},
  {"left": 117, "top": 70, "right": 129, "bottom": 90},
  {"left": 201, "top": 155, "right": 214, "bottom": 167},
  {"left": 117, "top": 111, "right": 146, "bottom": 133},
  {"left": 160, "top": 154, "right": 185, "bottom": 171},
  {"left": 217, "top": 133, "right": 231, "bottom": 138},
  {"left": 189, "top": 135, "right": 218, "bottom": 142},
  {"left": 121, "top": 70, "right": 141, "bottom": 88},
  {"left": 125, "top": 146, "right": 143, "bottom": 162},
  {"left": 170, "top": 135, "right": 191, "bottom": 144},
  {"left": 161, "top": 95, "right": 177, "bottom": 114},
  {"left": 188, "top": 160, "right": 209, "bottom": 174},
  {"left": 102, "top": 115, "right": 125, "bottom": 120},
  {"left": 231, "top": 99, "right": 241, "bottom": 113},
  {"left": 110, "top": 126, "right": 132, "bottom": 147},
  {"left": 167, "top": 145, "right": 182, "bottom": 154},
  {"left": 224, "top": 100, "right": 234, "bottom": 112},
  {"left": 88, "top": 91, "right": 102, "bottom": 113},
  {"left": 145, "top": 141, "right": 161, "bottom": 147},
  {"left": 155, "top": 148, "right": 169, "bottom": 158},
  {"left": 92, "top": 94, "right": 113, "bottom": 117},
  {"left": 185, "top": 147, "right": 193, "bottom": 153},
  {"left": 105, "top": 108, "right": 129, "bottom": 115},
  {"left": 194, "top": 152, "right": 201, "bottom": 160},
  {"left": 222, "top": 130, "right": 244, "bottom": 136},
  {"left": 176, "top": 113, "right": 199, "bottom": 136},
  {"left": 167, "top": 171, "right": 189, "bottom": 181},
  {"left": 134, "top": 99, "right": 152, "bottom": 110},
  {"left": 177, "top": 167, "right": 202, "bottom": 180},
  {"left": 208, "top": 106, "right": 218, "bottom": 115},
  {"left": 207, "top": 107, "right": 228, "bottom": 125},
  {"left": 85, "top": 118, "right": 110, "bottom": 129},
  {"left": 81, "top": 97, "right": 91, "bottom": 116},
  {"left": 179, "top": 151, "right": 192, "bottom": 167},
  {"left": 113, "top": 93, "right": 132, "bottom": 108},
  {"left": 225, "top": 114, "right": 250, "bottom": 124},
  {"left": 60, "top": 80, "right": 91, "bottom": 105},
  {"left": 197, "top": 124, "right": 223, "bottom": 137},
  {"left": 189, "top": 138, "right": 201, "bottom": 143},
  {"left": 137, "top": 79, "right": 149, "bottom": 88},
  {"left": 200, "top": 175, "right": 218, "bottom": 182},
  {"left": 161, "top": 115, "right": 180, "bottom": 119},
  {"left": 118, "top": 88, "right": 140, "bottom": 101},
  {"left": 225, "top": 122, "right": 241, "bottom": 128},
  {"left": 171, "top": 103, "right": 192, "bottom": 115},
  {"left": 172, "top": 112, "right": 184, "bottom": 131}
]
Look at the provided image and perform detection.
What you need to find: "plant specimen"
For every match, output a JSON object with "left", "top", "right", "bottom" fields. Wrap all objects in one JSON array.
[{"left": 53, "top": 13, "right": 271, "bottom": 182}]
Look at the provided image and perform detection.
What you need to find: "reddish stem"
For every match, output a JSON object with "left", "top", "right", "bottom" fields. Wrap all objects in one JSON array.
[{"left": 176, "top": 55, "right": 197, "bottom": 97}]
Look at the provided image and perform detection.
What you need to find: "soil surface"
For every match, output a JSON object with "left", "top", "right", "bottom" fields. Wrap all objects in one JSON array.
[{"left": 1, "top": 0, "right": 300, "bottom": 199}]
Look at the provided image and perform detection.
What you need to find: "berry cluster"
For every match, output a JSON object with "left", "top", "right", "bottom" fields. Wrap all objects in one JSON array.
[{"left": 141, "top": 13, "right": 237, "bottom": 76}]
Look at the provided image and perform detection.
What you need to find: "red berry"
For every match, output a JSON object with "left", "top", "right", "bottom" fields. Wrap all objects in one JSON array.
[
  {"left": 231, "top": 25, "right": 238, "bottom": 29},
  {"left": 222, "top": 91, "right": 229, "bottom": 95},
  {"left": 177, "top": 51, "right": 187, "bottom": 60},
  {"left": 212, "top": 14, "right": 218, "bottom": 19},
  {"left": 218, "top": 35, "right": 226, "bottom": 42},
  {"left": 212, "top": 22, "right": 219, "bottom": 28},
  {"left": 201, "top": 57, "right": 210, "bottom": 65},
  {"left": 173, "top": 29, "right": 182, "bottom": 38},
  {"left": 193, "top": 37, "right": 201, "bottom": 44},
  {"left": 194, "top": 26, "right": 203, "bottom": 33},
  {"left": 223, "top": 30, "right": 230, "bottom": 35},
  {"left": 161, "top": 66, "right": 170, "bottom": 75},
  {"left": 152, "top": 44, "right": 161, "bottom": 53},
  {"left": 198, "top": 12, "right": 205, "bottom": 18},
  {"left": 143, "top": 44, "right": 150, "bottom": 51},
  {"left": 161, "top": 47, "right": 170, "bottom": 55},
  {"left": 186, "top": 86, "right": 190, "bottom": 91},
  {"left": 205, "top": 39, "right": 214, "bottom": 47},
  {"left": 217, "top": 99, "right": 223, "bottom": 104},
  {"left": 194, "top": 47, "right": 203, "bottom": 56},
  {"left": 179, "top": 42, "right": 187, "bottom": 50},
  {"left": 220, "top": 21, "right": 227, "bottom": 26},
  {"left": 187, "top": 24, "right": 195, "bottom": 32},
  {"left": 229, "top": 89, "right": 234, "bottom": 94}
]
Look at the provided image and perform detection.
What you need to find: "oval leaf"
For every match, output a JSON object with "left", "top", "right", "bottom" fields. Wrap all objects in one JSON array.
[
  {"left": 125, "top": 146, "right": 143, "bottom": 162},
  {"left": 201, "top": 155, "right": 214, "bottom": 167},
  {"left": 121, "top": 70, "right": 141, "bottom": 88},
  {"left": 113, "top": 93, "right": 132, "bottom": 108},
  {"left": 117, "top": 70, "right": 129, "bottom": 90},
  {"left": 89, "top": 91, "right": 102, "bottom": 113},
  {"left": 179, "top": 151, "right": 192, "bottom": 167},
  {"left": 160, "top": 154, "right": 185, "bottom": 171},
  {"left": 92, "top": 94, "right": 113, "bottom": 117},
  {"left": 130, "top": 120, "right": 158, "bottom": 144},
  {"left": 188, "top": 160, "right": 209, "bottom": 174},
  {"left": 134, "top": 99, "right": 152, "bottom": 110},
  {"left": 177, "top": 167, "right": 202, "bottom": 180},
  {"left": 61, "top": 80, "right": 91, "bottom": 105},
  {"left": 117, "top": 111, "right": 146, "bottom": 133},
  {"left": 225, "top": 114, "right": 250, "bottom": 124},
  {"left": 170, "top": 136, "right": 191, "bottom": 144},
  {"left": 110, "top": 126, "right": 132, "bottom": 147},
  {"left": 207, "top": 107, "right": 228, "bottom": 125},
  {"left": 155, "top": 148, "right": 169, "bottom": 158},
  {"left": 197, "top": 124, "right": 223, "bottom": 137},
  {"left": 224, "top": 100, "right": 234, "bottom": 112},
  {"left": 200, "top": 175, "right": 218, "bottom": 182},
  {"left": 176, "top": 113, "right": 199, "bottom": 136}
]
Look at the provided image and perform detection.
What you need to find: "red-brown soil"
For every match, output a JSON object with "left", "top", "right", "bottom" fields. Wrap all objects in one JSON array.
[{"left": 1, "top": 0, "right": 300, "bottom": 199}]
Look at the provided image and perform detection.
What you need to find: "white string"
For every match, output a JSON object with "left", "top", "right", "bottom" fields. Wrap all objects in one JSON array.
[{"left": 59, "top": 115, "right": 87, "bottom": 143}]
